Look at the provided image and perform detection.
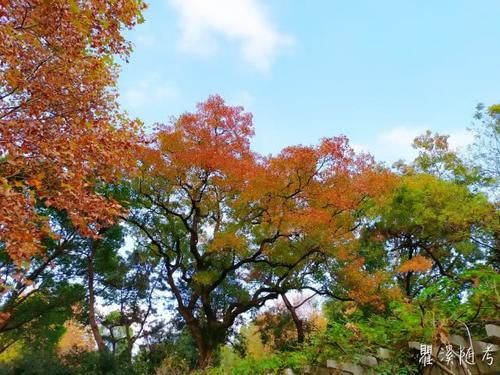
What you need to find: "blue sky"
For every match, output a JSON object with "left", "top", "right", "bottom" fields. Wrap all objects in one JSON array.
[{"left": 118, "top": 0, "right": 500, "bottom": 163}]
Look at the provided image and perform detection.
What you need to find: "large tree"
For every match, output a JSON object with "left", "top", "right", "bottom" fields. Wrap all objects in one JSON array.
[
  {"left": 0, "top": 0, "right": 145, "bottom": 302},
  {"left": 126, "top": 95, "right": 393, "bottom": 367}
]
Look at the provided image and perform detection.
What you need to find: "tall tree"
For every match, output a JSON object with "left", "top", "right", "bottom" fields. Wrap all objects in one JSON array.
[
  {"left": 127, "top": 95, "right": 393, "bottom": 368},
  {"left": 0, "top": 0, "right": 145, "bottom": 308}
]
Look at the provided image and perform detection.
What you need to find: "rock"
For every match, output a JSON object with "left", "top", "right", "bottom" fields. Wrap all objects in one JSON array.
[
  {"left": 325, "top": 359, "right": 363, "bottom": 375},
  {"left": 359, "top": 355, "right": 378, "bottom": 367},
  {"left": 376, "top": 348, "right": 392, "bottom": 359},
  {"left": 485, "top": 324, "right": 500, "bottom": 344}
]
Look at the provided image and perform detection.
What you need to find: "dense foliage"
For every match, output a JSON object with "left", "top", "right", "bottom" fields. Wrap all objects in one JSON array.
[{"left": 0, "top": 2, "right": 498, "bottom": 374}]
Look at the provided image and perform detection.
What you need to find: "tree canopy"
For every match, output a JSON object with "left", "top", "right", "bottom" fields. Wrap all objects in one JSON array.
[{"left": 0, "top": 3, "right": 498, "bottom": 374}]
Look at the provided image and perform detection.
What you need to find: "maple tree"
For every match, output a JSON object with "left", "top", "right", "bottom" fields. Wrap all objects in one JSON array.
[
  {"left": 126, "top": 95, "right": 394, "bottom": 368},
  {"left": 0, "top": 0, "right": 145, "bottom": 288}
]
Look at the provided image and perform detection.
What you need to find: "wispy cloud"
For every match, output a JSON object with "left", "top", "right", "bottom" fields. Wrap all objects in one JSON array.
[
  {"left": 121, "top": 74, "right": 178, "bottom": 111},
  {"left": 168, "top": 0, "right": 293, "bottom": 72},
  {"left": 378, "top": 126, "right": 424, "bottom": 147},
  {"left": 375, "top": 126, "right": 424, "bottom": 162},
  {"left": 447, "top": 129, "right": 473, "bottom": 150},
  {"left": 373, "top": 126, "right": 473, "bottom": 163},
  {"left": 133, "top": 32, "right": 159, "bottom": 49},
  {"left": 379, "top": 126, "right": 473, "bottom": 150}
]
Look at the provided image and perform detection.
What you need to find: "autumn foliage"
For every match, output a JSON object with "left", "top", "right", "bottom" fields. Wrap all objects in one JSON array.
[
  {"left": 0, "top": 3, "right": 497, "bottom": 371},
  {"left": 128, "top": 95, "right": 397, "bottom": 367},
  {"left": 398, "top": 255, "right": 433, "bottom": 273},
  {"left": 0, "top": 0, "right": 145, "bottom": 264}
]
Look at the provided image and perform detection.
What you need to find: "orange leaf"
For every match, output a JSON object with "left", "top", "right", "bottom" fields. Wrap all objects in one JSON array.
[{"left": 398, "top": 255, "right": 433, "bottom": 273}]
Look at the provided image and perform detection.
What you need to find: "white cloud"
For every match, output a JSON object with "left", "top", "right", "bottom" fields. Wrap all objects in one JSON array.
[
  {"left": 378, "top": 126, "right": 424, "bottom": 147},
  {"left": 379, "top": 127, "right": 473, "bottom": 151},
  {"left": 121, "top": 74, "right": 178, "bottom": 110},
  {"left": 448, "top": 129, "right": 473, "bottom": 150},
  {"left": 372, "top": 126, "right": 426, "bottom": 163},
  {"left": 350, "top": 142, "right": 369, "bottom": 154},
  {"left": 372, "top": 126, "right": 474, "bottom": 163},
  {"left": 168, "top": 0, "right": 293, "bottom": 72}
]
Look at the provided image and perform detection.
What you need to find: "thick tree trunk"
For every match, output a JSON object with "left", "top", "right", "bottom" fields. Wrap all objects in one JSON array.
[
  {"left": 189, "top": 323, "right": 215, "bottom": 369},
  {"left": 198, "top": 345, "right": 214, "bottom": 370},
  {"left": 185, "top": 317, "right": 224, "bottom": 369},
  {"left": 88, "top": 244, "right": 106, "bottom": 353},
  {"left": 282, "top": 293, "right": 305, "bottom": 344}
]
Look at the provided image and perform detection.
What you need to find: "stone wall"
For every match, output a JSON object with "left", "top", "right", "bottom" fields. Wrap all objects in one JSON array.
[{"left": 283, "top": 324, "right": 500, "bottom": 375}]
